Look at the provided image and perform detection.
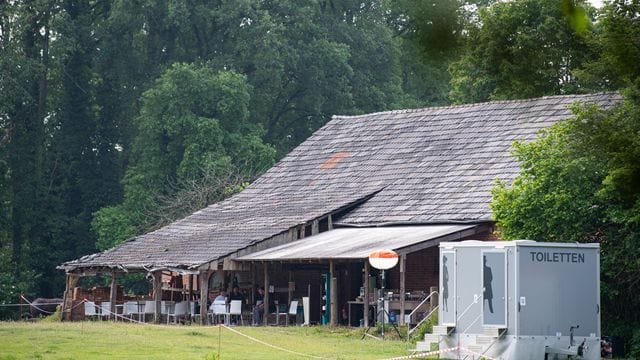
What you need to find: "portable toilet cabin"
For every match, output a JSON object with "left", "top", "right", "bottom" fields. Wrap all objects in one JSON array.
[{"left": 424, "top": 240, "right": 600, "bottom": 359}]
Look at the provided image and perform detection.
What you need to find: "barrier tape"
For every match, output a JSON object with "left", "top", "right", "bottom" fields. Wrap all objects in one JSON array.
[
  {"left": 220, "top": 324, "right": 328, "bottom": 359},
  {"left": 381, "top": 345, "right": 496, "bottom": 360},
  {"left": 18, "top": 295, "right": 61, "bottom": 315},
  {"left": 459, "top": 346, "right": 496, "bottom": 360},
  {"left": 0, "top": 303, "right": 63, "bottom": 307},
  {"left": 17, "top": 295, "right": 91, "bottom": 315},
  {"left": 93, "top": 303, "right": 147, "bottom": 325},
  {"left": 381, "top": 346, "right": 459, "bottom": 360}
]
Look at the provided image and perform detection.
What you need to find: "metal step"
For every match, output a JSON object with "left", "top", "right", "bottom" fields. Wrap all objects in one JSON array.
[
  {"left": 483, "top": 326, "right": 506, "bottom": 337},
  {"left": 432, "top": 325, "right": 455, "bottom": 335},
  {"left": 424, "top": 333, "right": 441, "bottom": 344},
  {"left": 414, "top": 341, "right": 431, "bottom": 352},
  {"left": 464, "top": 344, "right": 484, "bottom": 354},
  {"left": 475, "top": 335, "right": 494, "bottom": 345}
]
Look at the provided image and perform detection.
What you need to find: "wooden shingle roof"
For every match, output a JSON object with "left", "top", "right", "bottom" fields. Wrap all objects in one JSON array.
[{"left": 60, "top": 92, "right": 621, "bottom": 272}]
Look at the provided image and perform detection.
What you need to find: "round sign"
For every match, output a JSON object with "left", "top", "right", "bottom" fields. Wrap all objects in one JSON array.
[{"left": 368, "top": 249, "right": 399, "bottom": 270}]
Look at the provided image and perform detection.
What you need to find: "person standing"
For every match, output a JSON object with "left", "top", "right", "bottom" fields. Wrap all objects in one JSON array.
[{"left": 252, "top": 287, "right": 265, "bottom": 325}]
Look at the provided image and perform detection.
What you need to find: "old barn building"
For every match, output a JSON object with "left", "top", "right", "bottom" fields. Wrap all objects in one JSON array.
[{"left": 59, "top": 93, "right": 620, "bottom": 326}]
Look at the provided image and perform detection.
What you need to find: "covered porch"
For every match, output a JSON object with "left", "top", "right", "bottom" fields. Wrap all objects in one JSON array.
[{"left": 60, "top": 223, "right": 493, "bottom": 327}]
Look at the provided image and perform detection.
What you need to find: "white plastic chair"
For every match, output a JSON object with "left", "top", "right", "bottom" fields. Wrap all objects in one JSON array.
[
  {"left": 123, "top": 301, "right": 142, "bottom": 321},
  {"left": 275, "top": 300, "right": 298, "bottom": 325},
  {"left": 189, "top": 302, "right": 200, "bottom": 323},
  {"left": 209, "top": 302, "right": 227, "bottom": 325},
  {"left": 143, "top": 300, "right": 156, "bottom": 322},
  {"left": 161, "top": 301, "right": 174, "bottom": 315},
  {"left": 167, "top": 301, "right": 188, "bottom": 324},
  {"left": 84, "top": 301, "right": 98, "bottom": 320},
  {"left": 100, "top": 301, "right": 111, "bottom": 320},
  {"left": 287, "top": 300, "right": 299, "bottom": 326},
  {"left": 228, "top": 300, "right": 244, "bottom": 325}
]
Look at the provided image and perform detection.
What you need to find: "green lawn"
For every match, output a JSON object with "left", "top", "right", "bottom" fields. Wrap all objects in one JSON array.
[{"left": 0, "top": 321, "right": 413, "bottom": 360}]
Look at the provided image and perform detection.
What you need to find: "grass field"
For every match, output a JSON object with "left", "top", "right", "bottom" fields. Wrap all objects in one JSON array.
[{"left": 0, "top": 321, "right": 413, "bottom": 360}]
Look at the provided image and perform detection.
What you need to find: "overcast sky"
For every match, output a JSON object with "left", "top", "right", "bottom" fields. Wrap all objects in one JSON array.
[{"left": 588, "top": 0, "right": 604, "bottom": 8}]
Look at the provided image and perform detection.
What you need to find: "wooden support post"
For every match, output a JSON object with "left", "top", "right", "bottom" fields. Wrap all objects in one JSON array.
[
  {"left": 109, "top": 272, "right": 118, "bottom": 321},
  {"left": 329, "top": 260, "right": 337, "bottom": 326},
  {"left": 153, "top": 271, "right": 162, "bottom": 323},
  {"left": 188, "top": 274, "right": 194, "bottom": 320},
  {"left": 263, "top": 264, "right": 269, "bottom": 326},
  {"left": 199, "top": 271, "right": 210, "bottom": 325},
  {"left": 399, "top": 254, "right": 406, "bottom": 326},
  {"left": 311, "top": 219, "right": 319, "bottom": 235},
  {"left": 287, "top": 271, "right": 294, "bottom": 325},
  {"left": 61, "top": 273, "right": 80, "bottom": 321},
  {"left": 327, "top": 215, "right": 333, "bottom": 230},
  {"left": 251, "top": 263, "right": 256, "bottom": 305},
  {"left": 363, "top": 261, "right": 370, "bottom": 328}
]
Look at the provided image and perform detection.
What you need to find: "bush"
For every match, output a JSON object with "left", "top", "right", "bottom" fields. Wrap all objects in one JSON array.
[{"left": 410, "top": 312, "right": 438, "bottom": 344}]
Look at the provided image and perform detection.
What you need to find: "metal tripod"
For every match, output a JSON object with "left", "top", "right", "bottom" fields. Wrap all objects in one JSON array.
[{"left": 361, "top": 269, "right": 402, "bottom": 340}]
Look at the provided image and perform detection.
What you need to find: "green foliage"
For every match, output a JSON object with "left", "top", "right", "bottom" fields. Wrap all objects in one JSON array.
[
  {"left": 449, "top": 0, "right": 597, "bottom": 103},
  {"left": 410, "top": 312, "right": 438, "bottom": 344},
  {"left": 491, "top": 88, "right": 640, "bottom": 352},
  {"left": 588, "top": 0, "right": 640, "bottom": 88},
  {"left": 93, "top": 63, "right": 276, "bottom": 250}
]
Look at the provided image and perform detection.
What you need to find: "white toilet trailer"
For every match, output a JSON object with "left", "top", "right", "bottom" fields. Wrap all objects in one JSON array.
[{"left": 432, "top": 240, "right": 600, "bottom": 359}]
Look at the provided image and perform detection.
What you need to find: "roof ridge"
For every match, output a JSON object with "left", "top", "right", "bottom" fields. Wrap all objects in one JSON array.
[{"left": 331, "top": 91, "right": 619, "bottom": 120}]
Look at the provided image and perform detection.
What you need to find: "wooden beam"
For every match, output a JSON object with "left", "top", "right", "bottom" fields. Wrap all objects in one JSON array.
[
  {"left": 199, "top": 271, "right": 211, "bottom": 325},
  {"left": 251, "top": 263, "right": 256, "bottom": 306},
  {"left": 263, "top": 264, "right": 269, "bottom": 326},
  {"left": 399, "top": 254, "right": 406, "bottom": 326},
  {"left": 61, "top": 274, "right": 80, "bottom": 321},
  {"left": 363, "top": 261, "right": 369, "bottom": 328},
  {"left": 109, "top": 272, "right": 118, "bottom": 320},
  {"left": 329, "top": 260, "right": 337, "bottom": 326},
  {"left": 153, "top": 271, "right": 162, "bottom": 323},
  {"left": 288, "top": 271, "right": 293, "bottom": 325},
  {"left": 188, "top": 274, "right": 194, "bottom": 320}
]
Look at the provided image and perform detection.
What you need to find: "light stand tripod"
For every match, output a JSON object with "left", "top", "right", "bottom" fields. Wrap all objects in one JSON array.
[{"left": 361, "top": 269, "right": 402, "bottom": 340}]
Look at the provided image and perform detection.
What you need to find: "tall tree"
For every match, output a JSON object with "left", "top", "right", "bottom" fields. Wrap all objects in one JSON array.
[
  {"left": 0, "top": 0, "right": 54, "bottom": 299},
  {"left": 92, "top": 64, "right": 276, "bottom": 250},
  {"left": 449, "top": 0, "right": 596, "bottom": 103},
  {"left": 579, "top": 0, "right": 640, "bottom": 90}
]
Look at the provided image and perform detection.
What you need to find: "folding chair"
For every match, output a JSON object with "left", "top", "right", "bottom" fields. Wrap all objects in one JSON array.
[
  {"left": 228, "top": 300, "right": 244, "bottom": 325},
  {"left": 84, "top": 301, "right": 98, "bottom": 320}
]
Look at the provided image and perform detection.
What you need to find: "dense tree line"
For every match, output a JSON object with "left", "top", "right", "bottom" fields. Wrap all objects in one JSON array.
[{"left": 0, "top": 0, "right": 638, "bottom": 348}]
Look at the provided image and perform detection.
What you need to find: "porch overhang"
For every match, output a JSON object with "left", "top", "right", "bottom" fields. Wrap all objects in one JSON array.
[{"left": 235, "top": 224, "right": 487, "bottom": 262}]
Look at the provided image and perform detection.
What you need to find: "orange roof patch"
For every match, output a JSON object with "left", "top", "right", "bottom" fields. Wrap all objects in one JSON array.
[{"left": 319, "top": 151, "right": 350, "bottom": 169}]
